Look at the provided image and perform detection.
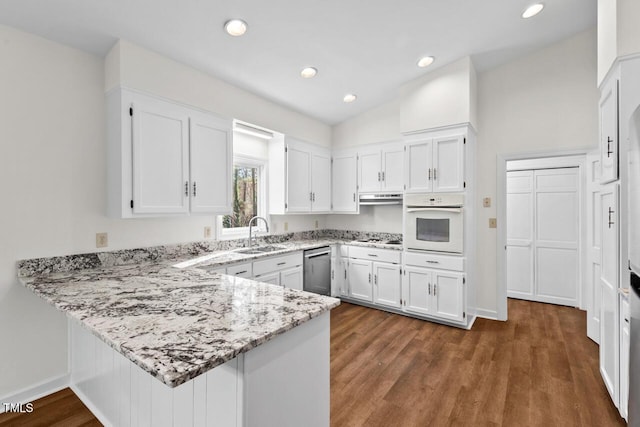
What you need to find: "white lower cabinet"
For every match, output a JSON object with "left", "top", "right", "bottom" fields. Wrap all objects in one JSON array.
[
  {"left": 226, "top": 262, "right": 253, "bottom": 279},
  {"left": 373, "top": 262, "right": 401, "bottom": 308},
  {"left": 280, "top": 266, "right": 303, "bottom": 290},
  {"left": 620, "top": 296, "right": 630, "bottom": 421},
  {"left": 402, "top": 266, "right": 465, "bottom": 323},
  {"left": 348, "top": 259, "right": 374, "bottom": 302},
  {"left": 253, "top": 252, "right": 304, "bottom": 290},
  {"left": 257, "top": 271, "right": 280, "bottom": 286}
]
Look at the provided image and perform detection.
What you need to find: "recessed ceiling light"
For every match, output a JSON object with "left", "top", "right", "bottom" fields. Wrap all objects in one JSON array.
[
  {"left": 300, "top": 67, "right": 318, "bottom": 78},
  {"left": 224, "top": 19, "right": 248, "bottom": 36},
  {"left": 417, "top": 56, "right": 435, "bottom": 68},
  {"left": 522, "top": 3, "right": 544, "bottom": 18},
  {"left": 343, "top": 94, "right": 357, "bottom": 103}
]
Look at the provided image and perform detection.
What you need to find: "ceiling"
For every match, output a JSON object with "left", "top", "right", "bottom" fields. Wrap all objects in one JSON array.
[{"left": 0, "top": 0, "right": 596, "bottom": 125}]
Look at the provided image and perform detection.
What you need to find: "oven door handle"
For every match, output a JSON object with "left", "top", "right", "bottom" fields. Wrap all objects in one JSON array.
[{"left": 406, "top": 207, "right": 463, "bottom": 213}]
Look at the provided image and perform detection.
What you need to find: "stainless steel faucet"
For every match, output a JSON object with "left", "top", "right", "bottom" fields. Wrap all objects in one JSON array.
[{"left": 248, "top": 216, "right": 269, "bottom": 248}]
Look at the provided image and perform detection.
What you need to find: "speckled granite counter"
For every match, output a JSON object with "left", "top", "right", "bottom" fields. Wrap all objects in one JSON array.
[{"left": 16, "top": 230, "right": 401, "bottom": 388}]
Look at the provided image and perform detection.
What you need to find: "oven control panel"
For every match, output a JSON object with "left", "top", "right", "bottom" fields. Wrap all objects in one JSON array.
[{"left": 405, "top": 193, "right": 464, "bottom": 207}]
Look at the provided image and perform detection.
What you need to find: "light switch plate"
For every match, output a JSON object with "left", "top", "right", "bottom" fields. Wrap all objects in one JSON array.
[
  {"left": 489, "top": 218, "right": 497, "bottom": 228},
  {"left": 284, "top": 222, "right": 289, "bottom": 231},
  {"left": 483, "top": 197, "right": 491, "bottom": 208},
  {"left": 315, "top": 220, "right": 319, "bottom": 229},
  {"left": 96, "top": 232, "right": 108, "bottom": 248},
  {"left": 204, "top": 226, "right": 212, "bottom": 239}
]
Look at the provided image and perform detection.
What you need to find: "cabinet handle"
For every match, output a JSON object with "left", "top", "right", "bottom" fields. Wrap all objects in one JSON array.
[
  {"left": 313, "top": 192, "right": 316, "bottom": 202},
  {"left": 378, "top": 172, "right": 381, "bottom": 182},
  {"left": 369, "top": 273, "right": 371, "bottom": 283},
  {"left": 193, "top": 181, "right": 197, "bottom": 197},
  {"left": 382, "top": 171, "right": 385, "bottom": 181},
  {"left": 235, "top": 270, "right": 247, "bottom": 275},
  {"left": 332, "top": 270, "right": 335, "bottom": 280},
  {"left": 277, "top": 262, "right": 286, "bottom": 266},
  {"left": 428, "top": 283, "right": 431, "bottom": 295},
  {"left": 428, "top": 168, "right": 432, "bottom": 181},
  {"left": 310, "top": 192, "right": 313, "bottom": 201},
  {"left": 185, "top": 181, "right": 189, "bottom": 197},
  {"left": 608, "top": 207, "right": 615, "bottom": 229},
  {"left": 426, "top": 260, "right": 439, "bottom": 264},
  {"left": 607, "top": 136, "right": 613, "bottom": 157},
  {"left": 368, "top": 254, "right": 378, "bottom": 257},
  {"left": 353, "top": 193, "right": 356, "bottom": 202},
  {"left": 433, "top": 168, "right": 437, "bottom": 180},
  {"left": 434, "top": 284, "right": 437, "bottom": 296},
  {"left": 344, "top": 269, "right": 347, "bottom": 280},
  {"left": 375, "top": 274, "right": 378, "bottom": 285}
]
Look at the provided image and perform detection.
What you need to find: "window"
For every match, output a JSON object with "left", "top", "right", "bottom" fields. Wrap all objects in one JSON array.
[{"left": 218, "top": 156, "right": 266, "bottom": 239}]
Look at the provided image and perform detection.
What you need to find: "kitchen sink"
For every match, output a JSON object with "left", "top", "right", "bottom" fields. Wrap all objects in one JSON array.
[{"left": 236, "top": 245, "right": 286, "bottom": 255}]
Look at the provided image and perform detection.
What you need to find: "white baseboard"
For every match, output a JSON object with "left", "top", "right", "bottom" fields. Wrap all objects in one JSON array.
[
  {"left": 475, "top": 308, "right": 499, "bottom": 320},
  {"left": 0, "top": 374, "right": 70, "bottom": 414},
  {"left": 69, "top": 384, "right": 111, "bottom": 427}
]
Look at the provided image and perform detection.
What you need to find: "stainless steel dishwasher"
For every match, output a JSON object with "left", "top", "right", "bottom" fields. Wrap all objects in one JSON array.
[{"left": 303, "top": 246, "right": 331, "bottom": 296}]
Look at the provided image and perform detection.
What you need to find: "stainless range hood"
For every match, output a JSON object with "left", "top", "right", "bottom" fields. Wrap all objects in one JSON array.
[{"left": 359, "top": 193, "right": 403, "bottom": 205}]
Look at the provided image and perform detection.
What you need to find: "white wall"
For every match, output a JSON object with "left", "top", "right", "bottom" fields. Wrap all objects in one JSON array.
[
  {"left": 597, "top": 0, "right": 640, "bottom": 85},
  {"left": 476, "top": 28, "right": 598, "bottom": 313},
  {"left": 332, "top": 100, "right": 401, "bottom": 149},
  {"left": 617, "top": 0, "right": 640, "bottom": 59},
  {"left": 107, "top": 40, "right": 332, "bottom": 148},
  {"left": 0, "top": 25, "right": 329, "bottom": 398},
  {"left": 399, "top": 57, "right": 477, "bottom": 133}
]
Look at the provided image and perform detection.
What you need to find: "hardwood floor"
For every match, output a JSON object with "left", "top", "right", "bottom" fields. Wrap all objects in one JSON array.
[
  {"left": 0, "top": 299, "right": 625, "bottom": 426},
  {"left": 0, "top": 388, "right": 100, "bottom": 426},
  {"left": 331, "top": 299, "right": 626, "bottom": 427}
]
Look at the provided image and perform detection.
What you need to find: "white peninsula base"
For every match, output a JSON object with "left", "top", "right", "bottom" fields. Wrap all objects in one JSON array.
[{"left": 69, "top": 312, "right": 330, "bottom": 427}]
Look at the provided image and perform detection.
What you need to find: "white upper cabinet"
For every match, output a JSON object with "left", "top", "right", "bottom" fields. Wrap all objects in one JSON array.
[
  {"left": 189, "top": 112, "right": 233, "bottom": 213},
  {"left": 268, "top": 136, "right": 331, "bottom": 214},
  {"left": 599, "top": 76, "right": 619, "bottom": 184},
  {"left": 358, "top": 143, "right": 404, "bottom": 194},
  {"left": 331, "top": 152, "right": 358, "bottom": 213},
  {"left": 107, "top": 88, "right": 232, "bottom": 218},
  {"left": 131, "top": 96, "right": 190, "bottom": 215},
  {"left": 405, "top": 134, "right": 465, "bottom": 193}
]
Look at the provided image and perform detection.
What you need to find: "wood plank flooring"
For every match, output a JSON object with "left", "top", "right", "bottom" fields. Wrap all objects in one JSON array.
[
  {"left": 0, "top": 299, "right": 625, "bottom": 426},
  {"left": 0, "top": 388, "right": 100, "bottom": 426},
  {"left": 331, "top": 299, "right": 626, "bottom": 426}
]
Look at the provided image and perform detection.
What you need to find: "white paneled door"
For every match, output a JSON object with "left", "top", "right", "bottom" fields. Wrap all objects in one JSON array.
[{"left": 506, "top": 167, "right": 580, "bottom": 307}]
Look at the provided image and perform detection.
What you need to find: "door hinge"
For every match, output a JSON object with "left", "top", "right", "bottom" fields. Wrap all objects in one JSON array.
[
  {"left": 463, "top": 137, "right": 466, "bottom": 144},
  {"left": 463, "top": 311, "right": 466, "bottom": 319},
  {"left": 399, "top": 268, "right": 402, "bottom": 275},
  {"left": 463, "top": 277, "right": 466, "bottom": 284},
  {"left": 463, "top": 181, "right": 466, "bottom": 188},
  {"left": 285, "top": 146, "right": 288, "bottom": 153},
  {"left": 129, "top": 107, "right": 133, "bottom": 117},
  {"left": 285, "top": 203, "right": 288, "bottom": 209},
  {"left": 130, "top": 199, "right": 134, "bottom": 209}
]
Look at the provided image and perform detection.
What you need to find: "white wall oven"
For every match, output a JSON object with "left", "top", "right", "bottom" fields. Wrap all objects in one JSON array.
[{"left": 405, "top": 193, "right": 464, "bottom": 253}]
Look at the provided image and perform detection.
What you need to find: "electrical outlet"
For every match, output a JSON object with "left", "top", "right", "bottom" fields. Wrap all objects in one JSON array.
[
  {"left": 284, "top": 222, "right": 289, "bottom": 231},
  {"left": 204, "top": 226, "right": 212, "bottom": 239},
  {"left": 489, "top": 218, "right": 497, "bottom": 228},
  {"left": 315, "top": 220, "right": 319, "bottom": 229},
  {"left": 96, "top": 232, "right": 108, "bottom": 248},
  {"left": 483, "top": 197, "right": 491, "bottom": 208}
]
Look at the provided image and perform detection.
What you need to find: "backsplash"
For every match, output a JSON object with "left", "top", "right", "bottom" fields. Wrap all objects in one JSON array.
[{"left": 17, "top": 229, "right": 402, "bottom": 277}]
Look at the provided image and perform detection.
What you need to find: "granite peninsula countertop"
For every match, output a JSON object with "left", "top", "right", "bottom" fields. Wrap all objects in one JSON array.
[{"left": 17, "top": 233, "right": 402, "bottom": 388}]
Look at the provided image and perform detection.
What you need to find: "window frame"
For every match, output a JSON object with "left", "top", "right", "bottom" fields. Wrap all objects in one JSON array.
[{"left": 217, "top": 155, "right": 268, "bottom": 240}]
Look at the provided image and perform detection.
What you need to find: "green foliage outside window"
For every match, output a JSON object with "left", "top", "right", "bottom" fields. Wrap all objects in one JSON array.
[{"left": 223, "top": 166, "right": 259, "bottom": 228}]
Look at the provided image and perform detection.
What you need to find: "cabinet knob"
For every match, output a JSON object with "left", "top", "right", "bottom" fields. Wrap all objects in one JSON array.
[
  {"left": 185, "top": 181, "right": 189, "bottom": 197},
  {"left": 428, "top": 168, "right": 432, "bottom": 181},
  {"left": 193, "top": 181, "right": 197, "bottom": 197},
  {"left": 433, "top": 168, "right": 437, "bottom": 180}
]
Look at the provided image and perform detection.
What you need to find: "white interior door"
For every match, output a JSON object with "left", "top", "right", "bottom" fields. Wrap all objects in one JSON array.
[
  {"left": 534, "top": 168, "right": 579, "bottom": 306},
  {"left": 586, "top": 152, "right": 602, "bottom": 343},
  {"left": 506, "top": 171, "right": 535, "bottom": 299}
]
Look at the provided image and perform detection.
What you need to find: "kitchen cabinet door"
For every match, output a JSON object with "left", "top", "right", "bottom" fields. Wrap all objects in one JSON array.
[
  {"left": 255, "top": 271, "right": 280, "bottom": 286},
  {"left": 189, "top": 112, "right": 232, "bottom": 214},
  {"left": 431, "top": 271, "right": 464, "bottom": 322},
  {"left": 405, "top": 140, "right": 433, "bottom": 193},
  {"left": 620, "top": 297, "right": 630, "bottom": 421},
  {"left": 403, "top": 266, "right": 431, "bottom": 315},
  {"left": 311, "top": 150, "right": 331, "bottom": 212},
  {"left": 599, "top": 78, "right": 619, "bottom": 184},
  {"left": 432, "top": 135, "right": 464, "bottom": 192},
  {"left": 280, "top": 266, "right": 303, "bottom": 290},
  {"left": 131, "top": 95, "right": 190, "bottom": 215},
  {"left": 359, "top": 151, "right": 382, "bottom": 193},
  {"left": 286, "top": 145, "right": 312, "bottom": 212},
  {"left": 600, "top": 183, "right": 619, "bottom": 404},
  {"left": 348, "top": 259, "right": 373, "bottom": 302},
  {"left": 331, "top": 256, "right": 347, "bottom": 297},
  {"left": 332, "top": 153, "right": 358, "bottom": 213},
  {"left": 381, "top": 147, "right": 404, "bottom": 192},
  {"left": 373, "top": 262, "right": 401, "bottom": 308}
]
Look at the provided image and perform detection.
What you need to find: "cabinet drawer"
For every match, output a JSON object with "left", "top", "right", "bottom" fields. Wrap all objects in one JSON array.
[
  {"left": 348, "top": 246, "right": 401, "bottom": 264},
  {"left": 226, "top": 262, "right": 252, "bottom": 278},
  {"left": 404, "top": 252, "right": 464, "bottom": 272},
  {"left": 253, "top": 252, "right": 303, "bottom": 277}
]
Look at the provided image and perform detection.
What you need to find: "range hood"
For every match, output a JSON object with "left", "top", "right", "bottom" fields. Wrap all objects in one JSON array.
[{"left": 359, "top": 193, "right": 403, "bottom": 205}]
